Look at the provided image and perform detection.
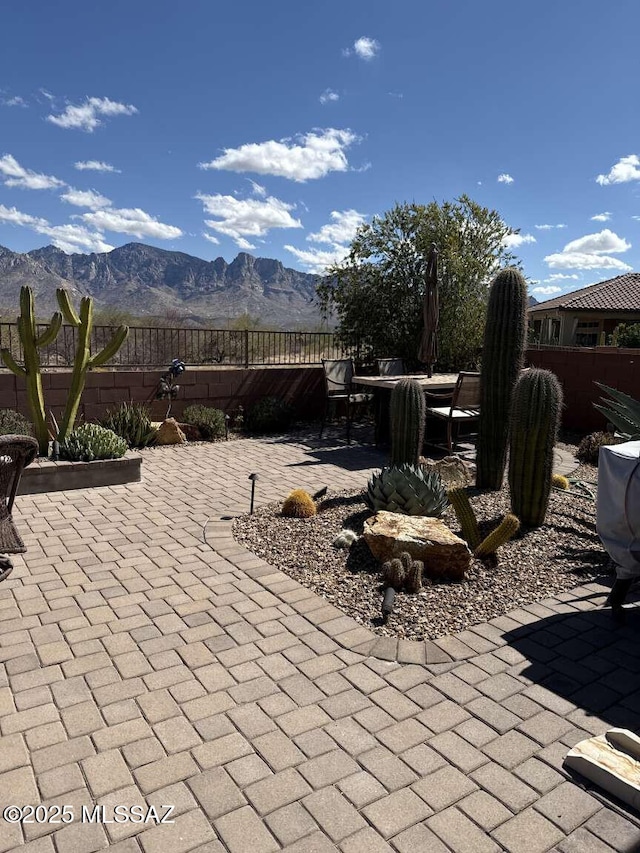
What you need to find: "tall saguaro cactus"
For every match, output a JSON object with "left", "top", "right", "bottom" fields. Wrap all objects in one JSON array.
[
  {"left": 0, "top": 286, "right": 62, "bottom": 455},
  {"left": 390, "top": 378, "right": 426, "bottom": 466},
  {"left": 476, "top": 267, "right": 528, "bottom": 490},
  {"left": 508, "top": 368, "right": 563, "bottom": 527},
  {"left": 56, "top": 289, "right": 129, "bottom": 443}
]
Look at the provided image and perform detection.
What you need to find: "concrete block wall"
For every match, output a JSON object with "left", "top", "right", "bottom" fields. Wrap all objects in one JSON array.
[
  {"left": 0, "top": 365, "right": 325, "bottom": 425},
  {"left": 525, "top": 346, "right": 640, "bottom": 431}
]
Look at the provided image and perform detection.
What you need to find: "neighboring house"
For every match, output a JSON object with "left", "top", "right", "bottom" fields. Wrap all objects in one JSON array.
[{"left": 528, "top": 273, "right": 640, "bottom": 345}]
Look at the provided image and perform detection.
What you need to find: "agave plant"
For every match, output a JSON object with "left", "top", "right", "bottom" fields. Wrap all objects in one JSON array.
[
  {"left": 593, "top": 382, "right": 640, "bottom": 439},
  {"left": 366, "top": 464, "right": 448, "bottom": 517}
]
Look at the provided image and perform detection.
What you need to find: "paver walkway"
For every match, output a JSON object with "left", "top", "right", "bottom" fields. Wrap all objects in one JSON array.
[{"left": 2, "top": 433, "right": 639, "bottom": 853}]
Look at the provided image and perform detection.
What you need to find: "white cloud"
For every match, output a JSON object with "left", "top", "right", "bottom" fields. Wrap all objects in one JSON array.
[
  {"left": 199, "top": 128, "right": 360, "bottom": 182},
  {"left": 532, "top": 286, "right": 562, "bottom": 296},
  {"left": 344, "top": 37, "right": 380, "bottom": 60},
  {"left": 284, "top": 244, "right": 347, "bottom": 274},
  {"left": 235, "top": 237, "right": 257, "bottom": 251},
  {"left": 248, "top": 180, "right": 267, "bottom": 197},
  {"left": 497, "top": 173, "right": 514, "bottom": 184},
  {"left": 591, "top": 212, "right": 612, "bottom": 222},
  {"left": 0, "top": 203, "right": 113, "bottom": 253},
  {"left": 60, "top": 188, "right": 111, "bottom": 209},
  {"left": 3, "top": 96, "right": 27, "bottom": 108},
  {"left": 544, "top": 273, "right": 580, "bottom": 282},
  {"left": 319, "top": 89, "right": 340, "bottom": 104},
  {"left": 202, "top": 232, "right": 220, "bottom": 245},
  {"left": 562, "top": 228, "right": 630, "bottom": 255},
  {"left": 0, "top": 154, "right": 65, "bottom": 190},
  {"left": 545, "top": 252, "right": 632, "bottom": 271},
  {"left": 196, "top": 192, "right": 302, "bottom": 248},
  {"left": 544, "top": 228, "right": 632, "bottom": 272},
  {"left": 285, "top": 209, "right": 367, "bottom": 273},
  {"left": 308, "top": 209, "right": 366, "bottom": 246},
  {"left": 47, "top": 97, "right": 138, "bottom": 132},
  {"left": 596, "top": 154, "right": 640, "bottom": 186},
  {"left": 502, "top": 233, "right": 536, "bottom": 249},
  {"left": 81, "top": 207, "right": 182, "bottom": 240},
  {"left": 534, "top": 223, "right": 566, "bottom": 230},
  {"left": 74, "top": 160, "right": 121, "bottom": 173}
]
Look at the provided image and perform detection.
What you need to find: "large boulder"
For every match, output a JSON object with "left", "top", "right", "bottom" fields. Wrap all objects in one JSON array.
[
  {"left": 363, "top": 510, "right": 471, "bottom": 581},
  {"left": 419, "top": 456, "right": 475, "bottom": 490},
  {"left": 155, "top": 418, "right": 186, "bottom": 445}
]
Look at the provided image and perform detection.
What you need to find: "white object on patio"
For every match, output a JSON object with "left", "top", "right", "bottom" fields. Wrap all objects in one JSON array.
[
  {"left": 597, "top": 440, "right": 640, "bottom": 579},
  {"left": 564, "top": 729, "right": 640, "bottom": 811}
]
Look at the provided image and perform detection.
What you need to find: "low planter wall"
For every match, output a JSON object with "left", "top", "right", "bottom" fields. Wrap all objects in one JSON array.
[
  {"left": 526, "top": 346, "right": 640, "bottom": 432},
  {"left": 0, "top": 365, "right": 325, "bottom": 424},
  {"left": 18, "top": 451, "right": 142, "bottom": 495}
]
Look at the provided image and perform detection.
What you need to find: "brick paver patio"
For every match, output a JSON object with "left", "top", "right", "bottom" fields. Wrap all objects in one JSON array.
[{"left": 2, "top": 432, "right": 639, "bottom": 852}]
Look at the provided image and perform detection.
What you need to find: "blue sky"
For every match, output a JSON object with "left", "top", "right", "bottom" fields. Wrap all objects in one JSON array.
[{"left": 1, "top": 0, "right": 639, "bottom": 300}]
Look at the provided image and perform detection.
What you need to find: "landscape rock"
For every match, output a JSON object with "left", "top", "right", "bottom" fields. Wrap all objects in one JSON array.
[
  {"left": 177, "top": 422, "right": 202, "bottom": 442},
  {"left": 363, "top": 510, "right": 471, "bottom": 581},
  {"left": 155, "top": 418, "right": 186, "bottom": 445},
  {"left": 419, "top": 455, "right": 475, "bottom": 490}
]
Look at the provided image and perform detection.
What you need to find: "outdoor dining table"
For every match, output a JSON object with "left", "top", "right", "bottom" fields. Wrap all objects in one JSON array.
[{"left": 352, "top": 373, "right": 459, "bottom": 443}]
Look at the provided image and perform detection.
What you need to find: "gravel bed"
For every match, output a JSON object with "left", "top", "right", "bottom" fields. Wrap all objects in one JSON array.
[{"left": 233, "top": 453, "right": 609, "bottom": 640}]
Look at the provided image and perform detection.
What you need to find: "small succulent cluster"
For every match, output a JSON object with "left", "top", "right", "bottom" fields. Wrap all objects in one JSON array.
[
  {"left": 575, "top": 431, "right": 623, "bottom": 465},
  {"left": 60, "top": 423, "right": 127, "bottom": 462},
  {"left": 182, "top": 405, "right": 226, "bottom": 440},
  {"left": 101, "top": 402, "right": 156, "bottom": 448},
  {"left": 333, "top": 529, "right": 358, "bottom": 549},
  {"left": 382, "top": 551, "right": 424, "bottom": 593},
  {"left": 0, "top": 409, "right": 33, "bottom": 437},
  {"left": 448, "top": 488, "right": 520, "bottom": 558},
  {"left": 282, "top": 489, "right": 317, "bottom": 518},
  {"left": 367, "top": 464, "right": 448, "bottom": 517},
  {"left": 552, "top": 474, "right": 569, "bottom": 490}
]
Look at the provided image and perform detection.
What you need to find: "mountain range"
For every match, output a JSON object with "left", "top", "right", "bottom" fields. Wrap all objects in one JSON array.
[
  {"left": 0, "top": 242, "right": 538, "bottom": 327},
  {"left": 0, "top": 243, "right": 322, "bottom": 327}
]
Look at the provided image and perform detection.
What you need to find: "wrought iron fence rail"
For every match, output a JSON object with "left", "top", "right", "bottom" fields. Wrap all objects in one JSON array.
[{"left": 0, "top": 323, "right": 345, "bottom": 368}]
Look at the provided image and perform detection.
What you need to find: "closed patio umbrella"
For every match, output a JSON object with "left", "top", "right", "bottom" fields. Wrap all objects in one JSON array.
[{"left": 418, "top": 243, "right": 439, "bottom": 377}]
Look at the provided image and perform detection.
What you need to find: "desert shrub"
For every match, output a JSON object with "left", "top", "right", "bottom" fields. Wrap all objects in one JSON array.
[
  {"left": 182, "top": 405, "right": 226, "bottom": 440},
  {"left": 60, "top": 424, "right": 127, "bottom": 462},
  {"left": 575, "top": 431, "right": 623, "bottom": 465},
  {"left": 367, "top": 464, "right": 448, "bottom": 517},
  {"left": 282, "top": 489, "right": 316, "bottom": 518},
  {"left": 615, "top": 323, "right": 640, "bottom": 348},
  {"left": 0, "top": 409, "right": 33, "bottom": 436},
  {"left": 101, "top": 402, "right": 156, "bottom": 448},
  {"left": 245, "top": 397, "right": 294, "bottom": 434}
]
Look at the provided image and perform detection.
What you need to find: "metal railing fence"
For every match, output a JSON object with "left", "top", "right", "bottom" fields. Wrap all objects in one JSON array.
[{"left": 0, "top": 323, "right": 347, "bottom": 368}]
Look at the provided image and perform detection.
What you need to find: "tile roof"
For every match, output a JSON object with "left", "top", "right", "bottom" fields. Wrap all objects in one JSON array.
[{"left": 528, "top": 272, "right": 640, "bottom": 313}]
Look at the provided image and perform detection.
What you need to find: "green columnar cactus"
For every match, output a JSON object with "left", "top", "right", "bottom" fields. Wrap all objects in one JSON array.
[
  {"left": 447, "top": 488, "right": 481, "bottom": 550},
  {"left": 476, "top": 267, "right": 528, "bottom": 490},
  {"left": 0, "top": 286, "right": 62, "bottom": 455},
  {"left": 404, "top": 559, "right": 424, "bottom": 593},
  {"left": 56, "top": 290, "right": 128, "bottom": 443},
  {"left": 390, "top": 378, "right": 426, "bottom": 466},
  {"left": 508, "top": 369, "right": 563, "bottom": 527},
  {"left": 474, "top": 513, "right": 520, "bottom": 557}
]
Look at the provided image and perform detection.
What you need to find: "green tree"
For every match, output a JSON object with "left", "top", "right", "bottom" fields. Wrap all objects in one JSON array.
[{"left": 317, "top": 196, "right": 518, "bottom": 370}]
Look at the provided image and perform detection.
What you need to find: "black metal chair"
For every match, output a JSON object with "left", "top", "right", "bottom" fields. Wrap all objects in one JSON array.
[
  {"left": 0, "top": 435, "right": 38, "bottom": 582},
  {"left": 425, "top": 372, "right": 481, "bottom": 453},
  {"left": 319, "top": 359, "right": 372, "bottom": 444},
  {"left": 376, "top": 358, "right": 405, "bottom": 376}
]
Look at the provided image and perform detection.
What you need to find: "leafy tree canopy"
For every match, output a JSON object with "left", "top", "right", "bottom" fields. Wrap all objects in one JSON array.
[{"left": 316, "top": 195, "right": 519, "bottom": 370}]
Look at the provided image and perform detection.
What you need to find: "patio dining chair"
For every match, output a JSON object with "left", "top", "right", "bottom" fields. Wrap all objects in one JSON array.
[
  {"left": 0, "top": 435, "right": 38, "bottom": 582},
  {"left": 425, "top": 371, "right": 481, "bottom": 453},
  {"left": 376, "top": 358, "right": 405, "bottom": 376},
  {"left": 319, "top": 358, "right": 372, "bottom": 444}
]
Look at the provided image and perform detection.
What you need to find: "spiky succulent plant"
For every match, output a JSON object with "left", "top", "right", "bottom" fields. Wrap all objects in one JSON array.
[
  {"left": 60, "top": 423, "right": 127, "bottom": 462},
  {"left": 366, "top": 464, "right": 448, "bottom": 517}
]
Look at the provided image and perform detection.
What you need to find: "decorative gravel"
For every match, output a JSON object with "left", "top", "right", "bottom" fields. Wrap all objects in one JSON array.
[{"left": 233, "top": 454, "right": 609, "bottom": 640}]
